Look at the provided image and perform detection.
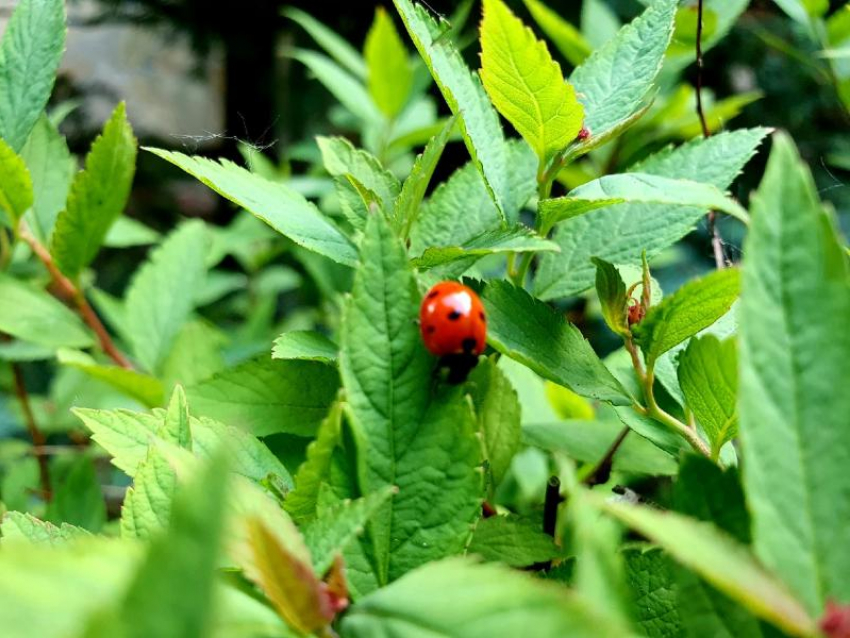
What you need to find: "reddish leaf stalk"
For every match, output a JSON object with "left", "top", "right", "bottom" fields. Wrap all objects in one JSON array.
[{"left": 11, "top": 363, "right": 52, "bottom": 500}]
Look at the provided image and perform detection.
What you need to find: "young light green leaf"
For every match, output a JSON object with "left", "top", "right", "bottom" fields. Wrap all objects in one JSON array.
[
  {"left": 120, "top": 446, "right": 177, "bottom": 540},
  {"left": 51, "top": 103, "right": 137, "bottom": 280},
  {"left": 480, "top": 0, "right": 584, "bottom": 164},
  {"left": 125, "top": 220, "right": 209, "bottom": 373},
  {"left": 522, "top": 0, "right": 592, "bottom": 66},
  {"left": 0, "top": 0, "right": 66, "bottom": 150},
  {"left": 365, "top": 8, "right": 413, "bottom": 117},
  {"left": 284, "top": 7, "right": 367, "bottom": 78},
  {"left": 467, "top": 514, "right": 561, "bottom": 567},
  {"left": 482, "top": 280, "right": 632, "bottom": 405},
  {"left": 103, "top": 216, "right": 161, "bottom": 248},
  {"left": 272, "top": 331, "right": 338, "bottom": 363},
  {"left": 412, "top": 226, "right": 558, "bottom": 270},
  {"left": 340, "top": 213, "right": 482, "bottom": 584},
  {"left": 159, "top": 320, "right": 226, "bottom": 390},
  {"left": 634, "top": 268, "right": 740, "bottom": 367},
  {"left": 20, "top": 116, "right": 75, "bottom": 240},
  {"left": 678, "top": 336, "right": 738, "bottom": 460},
  {"left": 145, "top": 148, "right": 357, "bottom": 266},
  {"left": 161, "top": 385, "right": 191, "bottom": 449},
  {"left": 317, "top": 136, "right": 400, "bottom": 215},
  {"left": 592, "top": 257, "right": 629, "bottom": 336},
  {"left": 581, "top": 0, "right": 621, "bottom": 49},
  {"left": 535, "top": 128, "right": 770, "bottom": 299},
  {"left": 0, "top": 274, "right": 93, "bottom": 349},
  {"left": 596, "top": 498, "right": 818, "bottom": 638},
  {"left": 739, "top": 133, "right": 850, "bottom": 614},
  {"left": 56, "top": 349, "right": 165, "bottom": 408},
  {"left": 0, "top": 138, "right": 33, "bottom": 227},
  {"left": 538, "top": 197, "right": 624, "bottom": 234},
  {"left": 1, "top": 511, "right": 91, "bottom": 545},
  {"left": 341, "top": 557, "right": 629, "bottom": 637},
  {"left": 570, "top": 0, "right": 676, "bottom": 139},
  {"left": 187, "top": 357, "right": 339, "bottom": 437},
  {"left": 393, "top": 0, "right": 510, "bottom": 220}
]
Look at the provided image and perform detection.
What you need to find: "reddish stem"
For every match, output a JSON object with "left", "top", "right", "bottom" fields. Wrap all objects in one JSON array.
[{"left": 11, "top": 363, "right": 52, "bottom": 501}]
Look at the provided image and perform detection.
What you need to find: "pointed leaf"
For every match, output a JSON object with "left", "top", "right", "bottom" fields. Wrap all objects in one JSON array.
[
  {"left": 56, "top": 348, "right": 165, "bottom": 408},
  {"left": 592, "top": 257, "right": 629, "bottom": 337},
  {"left": 1, "top": 511, "right": 91, "bottom": 545},
  {"left": 284, "top": 7, "right": 367, "bottom": 78},
  {"left": 0, "top": 138, "right": 32, "bottom": 227},
  {"left": 161, "top": 385, "right": 192, "bottom": 449},
  {"left": 272, "top": 331, "right": 338, "bottom": 363},
  {"left": 120, "top": 446, "right": 177, "bottom": 540},
  {"left": 522, "top": 0, "right": 592, "bottom": 66},
  {"left": 412, "top": 226, "right": 558, "bottom": 269},
  {"left": 317, "top": 136, "right": 400, "bottom": 216},
  {"left": 467, "top": 514, "right": 561, "bottom": 567},
  {"left": 365, "top": 8, "right": 413, "bottom": 117}
]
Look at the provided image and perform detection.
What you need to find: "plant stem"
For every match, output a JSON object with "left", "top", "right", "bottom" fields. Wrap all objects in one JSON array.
[
  {"left": 644, "top": 367, "right": 711, "bottom": 457},
  {"left": 543, "top": 475, "right": 562, "bottom": 537},
  {"left": 10, "top": 363, "right": 52, "bottom": 500},
  {"left": 512, "top": 163, "right": 559, "bottom": 287},
  {"left": 583, "top": 426, "right": 630, "bottom": 487},
  {"left": 20, "top": 226, "right": 133, "bottom": 369}
]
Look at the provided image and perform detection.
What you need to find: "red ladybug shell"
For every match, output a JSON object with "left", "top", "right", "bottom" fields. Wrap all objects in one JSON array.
[{"left": 420, "top": 282, "right": 487, "bottom": 357}]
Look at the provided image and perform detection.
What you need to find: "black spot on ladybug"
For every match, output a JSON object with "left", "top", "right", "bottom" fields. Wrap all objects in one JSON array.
[
  {"left": 462, "top": 338, "right": 477, "bottom": 353},
  {"left": 426, "top": 325, "right": 436, "bottom": 333},
  {"left": 479, "top": 312, "right": 486, "bottom": 322},
  {"left": 427, "top": 290, "right": 439, "bottom": 299},
  {"left": 448, "top": 311, "right": 461, "bottom": 320}
]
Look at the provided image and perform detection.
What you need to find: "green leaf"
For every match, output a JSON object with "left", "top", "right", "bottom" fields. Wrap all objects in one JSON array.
[
  {"left": 365, "top": 8, "right": 413, "bottom": 117},
  {"left": 677, "top": 336, "right": 738, "bottom": 460},
  {"left": 633, "top": 268, "right": 741, "bottom": 367},
  {"left": 103, "top": 216, "right": 161, "bottom": 248},
  {"left": 480, "top": 0, "right": 584, "bottom": 164},
  {"left": 187, "top": 357, "right": 340, "bottom": 437},
  {"left": 739, "top": 133, "right": 850, "bottom": 614},
  {"left": 522, "top": 0, "right": 592, "bottom": 67},
  {"left": 467, "top": 358, "right": 521, "bottom": 487},
  {"left": 0, "top": 274, "right": 93, "bottom": 349},
  {"left": 622, "top": 547, "right": 683, "bottom": 638},
  {"left": 340, "top": 213, "right": 482, "bottom": 584},
  {"left": 120, "top": 446, "right": 177, "bottom": 540},
  {"left": 0, "top": 0, "right": 66, "bottom": 150},
  {"left": 272, "top": 331, "right": 338, "bottom": 363},
  {"left": 393, "top": 0, "right": 511, "bottom": 220},
  {"left": 159, "top": 320, "right": 226, "bottom": 389},
  {"left": 596, "top": 497, "right": 818, "bottom": 638},
  {"left": 482, "top": 280, "right": 631, "bottom": 405},
  {"left": 46, "top": 454, "right": 106, "bottom": 532},
  {"left": 20, "top": 116, "right": 75, "bottom": 240},
  {"left": 0, "top": 138, "right": 32, "bottom": 227},
  {"left": 0, "top": 511, "right": 91, "bottom": 545},
  {"left": 56, "top": 349, "right": 165, "bottom": 408},
  {"left": 538, "top": 197, "right": 624, "bottom": 234},
  {"left": 569, "top": 0, "right": 676, "bottom": 139},
  {"left": 340, "top": 557, "right": 629, "bottom": 637},
  {"left": 467, "top": 514, "right": 561, "bottom": 567},
  {"left": 284, "top": 401, "right": 343, "bottom": 524},
  {"left": 412, "top": 226, "right": 558, "bottom": 269},
  {"left": 593, "top": 257, "right": 629, "bottom": 337},
  {"left": 535, "top": 128, "right": 770, "bottom": 299},
  {"left": 284, "top": 7, "right": 367, "bottom": 78},
  {"left": 145, "top": 148, "right": 357, "bottom": 266},
  {"left": 50, "top": 103, "right": 137, "bottom": 279},
  {"left": 161, "top": 385, "right": 192, "bottom": 449},
  {"left": 581, "top": 0, "right": 621, "bottom": 49},
  {"left": 291, "top": 49, "right": 383, "bottom": 125},
  {"left": 124, "top": 220, "right": 209, "bottom": 374},
  {"left": 317, "top": 136, "right": 400, "bottom": 216}
]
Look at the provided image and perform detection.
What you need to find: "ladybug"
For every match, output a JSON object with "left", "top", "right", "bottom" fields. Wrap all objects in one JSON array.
[{"left": 420, "top": 281, "right": 487, "bottom": 384}]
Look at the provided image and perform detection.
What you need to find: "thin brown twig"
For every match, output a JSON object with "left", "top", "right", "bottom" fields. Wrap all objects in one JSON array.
[
  {"left": 11, "top": 363, "right": 52, "bottom": 500},
  {"left": 583, "top": 426, "right": 630, "bottom": 487},
  {"left": 19, "top": 226, "right": 133, "bottom": 369}
]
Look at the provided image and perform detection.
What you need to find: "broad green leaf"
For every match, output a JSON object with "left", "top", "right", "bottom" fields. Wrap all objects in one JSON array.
[
  {"left": 678, "top": 336, "right": 738, "bottom": 460},
  {"left": 0, "top": 0, "right": 66, "bottom": 150},
  {"left": 120, "top": 446, "right": 177, "bottom": 540},
  {"left": 597, "top": 497, "right": 818, "bottom": 638},
  {"left": 187, "top": 357, "right": 339, "bottom": 437},
  {"left": 272, "top": 331, "right": 338, "bottom": 363},
  {"left": 284, "top": 401, "right": 343, "bottom": 524},
  {"left": 522, "top": 419, "right": 678, "bottom": 476},
  {"left": 124, "top": 220, "right": 209, "bottom": 373},
  {"left": 0, "top": 341, "right": 54, "bottom": 362},
  {"left": 340, "top": 213, "right": 482, "bottom": 584},
  {"left": 739, "top": 133, "right": 850, "bottom": 614},
  {"left": 622, "top": 547, "right": 683, "bottom": 637},
  {"left": 303, "top": 486, "right": 396, "bottom": 575},
  {"left": 535, "top": 128, "right": 770, "bottom": 299},
  {"left": 393, "top": 0, "right": 510, "bottom": 220},
  {"left": 0, "top": 138, "right": 32, "bottom": 227},
  {"left": 480, "top": 0, "right": 584, "bottom": 164},
  {"left": 51, "top": 103, "right": 137, "bottom": 279},
  {"left": 56, "top": 349, "right": 164, "bottom": 408},
  {"left": 482, "top": 280, "right": 631, "bottom": 405},
  {"left": 292, "top": 49, "right": 383, "bottom": 125},
  {"left": 412, "top": 226, "right": 558, "bottom": 270},
  {"left": 522, "top": 0, "right": 592, "bottom": 66},
  {"left": 0, "top": 511, "right": 91, "bottom": 545},
  {"left": 467, "top": 514, "right": 561, "bottom": 567},
  {"left": 365, "top": 8, "right": 413, "bottom": 117},
  {"left": 159, "top": 320, "right": 226, "bottom": 389},
  {"left": 145, "top": 148, "right": 357, "bottom": 266},
  {"left": 46, "top": 455, "right": 106, "bottom": 532},
  {"left": 592, "top": 257, "right": 629, "bottom": 336},
  {"left": 467, "top": 358, "right": 521, "bottom": 487},
  {"left": 20, "top": 116, "right": 75, "bottom": 240},
  {"left": 538, "top": 197, "right": 623, "bottom": 234},
  {"left": 103, "top": 216, "right": 161, "bottom": 248},
  {"left": 0, "top": 274, "right": 93, "bottom": 349},
  {"left": 395, "top": 115, "right": 456, "bottom": 235},
  {"left": 317, "top": 136, "right": 400, "bottom": 216},
  {"left": 570, "top": 0, "right": 676, "bottom": 139},
  {"left": 284, "top": 7, "right": 367, "bottom": 78},
  {"left": 827, "top": 4, "right": 850, "bottom": 44},
  {"left": 634, "top": 268, "right": 740, "bottom": 367},
  {"left": 341, "top": 557, "right": 629, "bottom": 637},
  {"left": 161, "top": 385, "right": 191, "bottom": 449},
  {"left": 71, "top": 408, "right": 160, "bottom": 476},
  {"left": 581, "top": 0, "right": 621, "bottom": 49}
]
